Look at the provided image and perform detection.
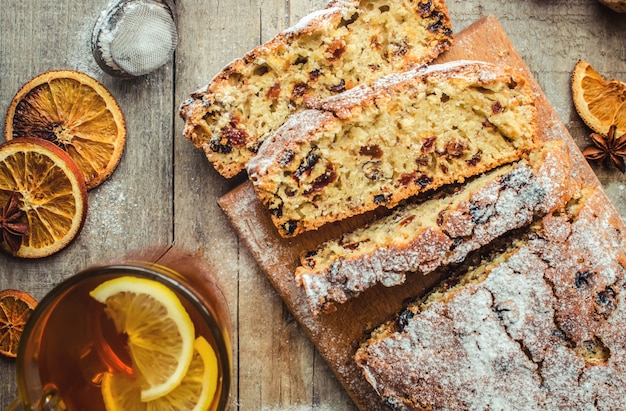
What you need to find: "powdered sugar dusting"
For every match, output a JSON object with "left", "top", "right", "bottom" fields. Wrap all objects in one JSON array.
[
  {"left": 282, "top": 0, "right": 361, "bottom": 35},
  {"left": 283, "top": 7, "right": 341, "bottom": 35},
  {"left": 297, "top": 141, "right": 575, "bottom": 316},
  {"left": 247, "top": 109, "right": 336, "bottom": 178},
  {"left": 374, "top": 60, "right": 507, "bottom": 90},
  {"left": 355, "top": 186, "right": 626, "bottom": 410},
  {"left": 317, "top": 60, "right": 510, "bottom": 116}
]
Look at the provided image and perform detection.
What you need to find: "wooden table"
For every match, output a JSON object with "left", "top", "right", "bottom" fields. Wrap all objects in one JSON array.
[{"left": 1, "top": 0, "right": 625, "bottom": 409}]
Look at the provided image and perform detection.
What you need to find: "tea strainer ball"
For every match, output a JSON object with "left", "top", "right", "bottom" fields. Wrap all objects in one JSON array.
[{"left": 92, "top": 0, "right": 178, "bottom": 78}]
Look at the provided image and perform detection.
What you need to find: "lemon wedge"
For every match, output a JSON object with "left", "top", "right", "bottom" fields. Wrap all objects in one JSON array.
[
  {"left": 101, "top": 336, "right": 219, "bottom": 411},
  {"left": 90, "top": 276, "right": 195, "bottom": 401}
]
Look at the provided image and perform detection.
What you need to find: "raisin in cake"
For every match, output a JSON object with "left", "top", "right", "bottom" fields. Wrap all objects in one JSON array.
[
  {"left": 355, "top": 186, "right": 626, "bottom": 410},
  {"left": 247, "top": 60, "right": 538, "bottom": 237},
  {"left": 296, "top": 141, "right": 578, "bottom": 315},
  {"left": 179, "top": 0, "right": 453, "bottom": 178}
]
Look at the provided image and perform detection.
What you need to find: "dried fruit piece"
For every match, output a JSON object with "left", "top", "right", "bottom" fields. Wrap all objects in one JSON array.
[
  {"left": 0, "top": 289, "right": 37, "bottom": 358},
  {"left": 4, "top": 70, "right": 126, "bottom": 189},
  {"left": 571, "top": 60, "right": 626, "bottom": 137},
  {"left": 0, "top": 138, "right": 88, "bottom": 258}
]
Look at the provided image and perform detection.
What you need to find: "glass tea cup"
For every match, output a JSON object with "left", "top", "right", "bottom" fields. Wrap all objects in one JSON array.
[{"left": 5, "top": 247, "right": 231, "bottom": 411}]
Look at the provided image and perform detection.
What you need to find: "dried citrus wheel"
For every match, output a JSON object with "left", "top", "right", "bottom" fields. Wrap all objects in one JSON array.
[
  {"left": 101, "top": 336, "right": 219, "bottom": 411},
  {"left": 571, "top": 59, "right": 626, "bottom": 136},
  {"left": 89, "top": 276, "right": 196, "bottom": 402},
  {"left": 0, "top": 138, "right": 88, "bottom": 258},
  {"left": 0, "top": 289, "right": 37, "bottom": 358},
  {"left": 4, "top": 70, "right": 126, "bottom": 189}
]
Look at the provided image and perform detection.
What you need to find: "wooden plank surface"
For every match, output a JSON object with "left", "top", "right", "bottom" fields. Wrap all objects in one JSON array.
[{"left": 1, "top": 1, "right": 625, "bottom": 410}]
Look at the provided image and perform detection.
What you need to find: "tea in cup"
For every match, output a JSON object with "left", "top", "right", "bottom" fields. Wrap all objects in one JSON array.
[{"left": 5, "top": 247, "right": 231, "bottom": 411}]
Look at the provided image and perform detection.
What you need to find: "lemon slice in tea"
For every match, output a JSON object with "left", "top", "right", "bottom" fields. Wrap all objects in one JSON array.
[
  {"left": 90, "top": 276, "right": 195, "bottom": 401},
  {"left": 101, "top": 336, "right": 219, "bottom": 411},
  {"left": 4, "top": 70, "right": 127, "bottom": 189},
  {"left": 571, "top": 59, "right": 626, "bottom": 136},
  {"left": 0, "top": 138, "right": 88, "bottom": 258}
]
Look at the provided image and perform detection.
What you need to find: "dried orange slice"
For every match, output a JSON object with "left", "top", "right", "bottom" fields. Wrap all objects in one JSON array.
[
  {"left": 4, "top": 70, "right": 126, "bottom": 189},
  {"left": 0, "top": 289, "right": 37, "bottom": 358},
  {"left": 0, "top": 137, "right": 88, "bottom": 258},
  {"left": 571, "top": 60, "right": 626, "bottom": 136}
]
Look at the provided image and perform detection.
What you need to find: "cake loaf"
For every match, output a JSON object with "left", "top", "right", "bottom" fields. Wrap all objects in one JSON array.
[
  {"left": 247, "top": 60, "right": 538, "bottom": 237},
  {"left": 355, "top": 186, "right": 626, "bottom": 410},
  {"left": 180, "top": 0, "right": 453, "bottom": 178},
  {"left": 296, "top": 141, "right": 577, "bottom": 315}
]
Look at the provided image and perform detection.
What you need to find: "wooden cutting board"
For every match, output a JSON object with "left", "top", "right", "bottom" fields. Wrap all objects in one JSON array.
[{"left": 218, "top": 16, "right": 606, "bottom": 410}]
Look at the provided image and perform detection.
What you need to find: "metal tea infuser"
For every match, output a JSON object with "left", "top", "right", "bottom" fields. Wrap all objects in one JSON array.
[{"left": 91, "top": 0, "right": 178, "bottom": 78}]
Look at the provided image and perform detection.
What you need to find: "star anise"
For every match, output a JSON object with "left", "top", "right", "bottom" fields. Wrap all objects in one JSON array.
[
  {"left": 583, "top": 125, "right": 626, "bottom": 173},
  {"left": 0, "top": 192, "right": 30, "bottom": 255}
]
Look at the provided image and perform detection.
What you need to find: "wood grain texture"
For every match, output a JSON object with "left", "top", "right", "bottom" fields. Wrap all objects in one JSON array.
[{"left": 0, "top": 0, "right": 625, "bottom": 409}]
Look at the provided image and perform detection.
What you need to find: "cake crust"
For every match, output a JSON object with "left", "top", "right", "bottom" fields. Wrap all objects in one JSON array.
[
  {"left": 296, "top": 141, "right": 578, "bottom": 316},
  {"left": 355, "top": 187, "right": 626, "bottom": 410},
  {"left": 180, "top": 0, "right": 453, "bottom": 178}
]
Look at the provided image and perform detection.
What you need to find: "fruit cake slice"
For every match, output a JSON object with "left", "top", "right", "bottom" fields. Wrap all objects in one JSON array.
[
  {"left": 296, "top": 141, "right": 577, "bottom": 315},
  {"left": 179, "top": 0, "right": 453, "bottom": 178},
  {"left": 247, "top": 60, "right": 538, "bottom": 237},
  {"left": 355, "top": 186, "right": 626, "bottom": 410}
]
